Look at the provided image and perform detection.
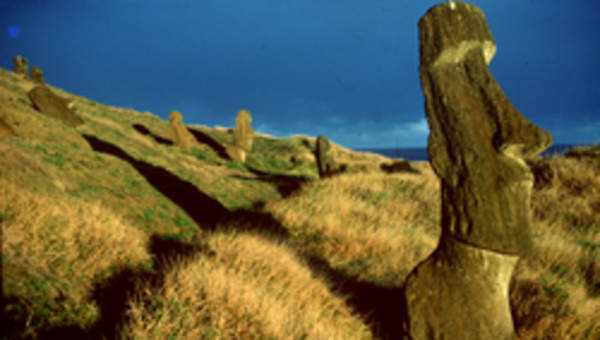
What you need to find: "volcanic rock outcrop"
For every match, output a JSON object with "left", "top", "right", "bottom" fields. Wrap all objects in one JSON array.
[
  {"left": 31, "top": 66, "right": 44, "bottom": 84},
  {"left": 169, "top": 110, "right": 195, "bottom": 152},
  {"left": 402, "top": 3, "right": 553, "bottom": 339},
  {"left": 12, "top": 55, "right": 28, "bottom": 78},
  {"left": 226, "top": 109, "right": 254, "bottom": 162},
  {"left": 315, "top": 135, "right": 338, "bottom": 178},
  {"left": 28, "top": 86, "right": 85, "bottom": 127}
]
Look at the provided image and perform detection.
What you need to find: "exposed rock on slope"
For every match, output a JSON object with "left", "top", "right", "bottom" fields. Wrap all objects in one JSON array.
[{"left": 28, "top": 85, "right": 85, "bottom": 127}]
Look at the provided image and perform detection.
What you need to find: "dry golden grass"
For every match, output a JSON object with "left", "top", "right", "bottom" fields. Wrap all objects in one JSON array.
[
  {"left": 265, "top": 170, "right": 440, "bottom": 284},
  {"left": 508, "top": 154, "right": 600, "bottom": 339},
  {"left": 2, "top": 67, "right": 599, "bottom": 339},
  {"left": 121, "top": 231, "right": 371, "bottom": 340},
  {"left": 1, "top": 179, "right": 152, "bottom": 335}
]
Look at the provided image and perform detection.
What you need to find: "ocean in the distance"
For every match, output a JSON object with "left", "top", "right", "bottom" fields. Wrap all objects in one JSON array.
[{"left": 355, "top": 144, "right": 590, "bottom": 161}]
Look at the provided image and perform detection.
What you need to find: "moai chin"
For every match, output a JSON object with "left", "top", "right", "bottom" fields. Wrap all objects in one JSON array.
[
  {"left": 12, "top": 55, "right": 29, "bottom": 78},
  {"left": 169, "top": 110, "right": 194, "bottom": 152},
  {"left": 402, "top": 2, "right": 552, "bottom": 339},
  {"left": 315, "top": 135, "right": 337, "bottom": 178},
  {"left": 31, "top": 66, "right": 44, "bottom": 84}
]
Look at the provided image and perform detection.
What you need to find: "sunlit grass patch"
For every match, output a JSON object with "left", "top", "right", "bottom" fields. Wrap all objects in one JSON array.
[
  {"left": 265, "top": 172, "right": 440, "bottom": 285},
  {"left": 2, "top": 181, "right": 152, "bottom": 336},
  {"left": 121, "top": 231, "right": 371, "bottom": 340}
]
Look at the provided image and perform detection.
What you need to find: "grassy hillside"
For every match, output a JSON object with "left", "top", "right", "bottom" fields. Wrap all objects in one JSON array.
[{"left": 1, "top": 67, "right": 599, "bottom": 339}]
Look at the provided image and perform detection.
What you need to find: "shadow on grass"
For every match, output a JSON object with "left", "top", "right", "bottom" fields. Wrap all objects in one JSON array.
[
  {"left": 7, "top": 134, "right": 407, "bottom": 338},
  {"left": 304, "top": 254, "right": 409, "bottom": 340},
  {"left": 232, "top": 166, "right": 313, "bottom": 198},
  {"left": 186, "top": 127, "right": 230, "bottom": 160},
  {"left": 83, "top": 134, "right": 228, "bottom": 231},
  {"left": 132, "top": 123, "right": 173, "bottom": 146}
]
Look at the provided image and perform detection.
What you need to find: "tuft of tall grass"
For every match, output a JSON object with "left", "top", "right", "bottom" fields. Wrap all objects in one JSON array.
[
  {"left": 121, "top": 231, "right": 371, "bottom": 340},
  {"left": 2, "top": 181, "right": 152, "bottom": 336}
]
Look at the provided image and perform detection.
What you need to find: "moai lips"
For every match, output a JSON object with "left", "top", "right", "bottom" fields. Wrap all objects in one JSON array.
[{"left": 402, "top": 3, "right": 552, "bottom": 339}]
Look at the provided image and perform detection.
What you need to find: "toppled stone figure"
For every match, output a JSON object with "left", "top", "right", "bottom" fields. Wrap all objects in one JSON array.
[
  {"left": 402, "top": 3, "right": 553, "bottom": 339},
  {"left": 31, "top": 66, "right": 44, "bottom": 84},
  {"left": 226, "top": 109, "right": 254, "bottom": 163},
  {"left": 169, "top": 110, "right": 195, "bottom": 152},
  {"left": 12, "top": 55, "right": 29, "bottom": 78},
  {"left": 28, "top": 85, "right": 85, "bottom": 127}
]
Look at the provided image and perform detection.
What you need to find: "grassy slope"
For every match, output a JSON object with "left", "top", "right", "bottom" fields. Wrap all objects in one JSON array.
[{"left": 1, "top": 67, "right": 599, "bottom": 339}]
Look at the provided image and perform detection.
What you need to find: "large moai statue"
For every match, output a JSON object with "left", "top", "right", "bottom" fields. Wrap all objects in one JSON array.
[
  {"left": 315, "top": 135, "right": 337, "bottom": 178},
  {"left": 226, "top": 109, "right": 254, "bottom": 163},
  {"left": 12, "top": 55, "right": 29, "bottom": 78},
  {"left": 169, "top": 110, "right": 194, "bottom": 152},
  {"left": 402, "top": 3, "right": 553, "bottom": 339},
  {"left": 31, "top": 66, "right": 45, "bottom": 84}
]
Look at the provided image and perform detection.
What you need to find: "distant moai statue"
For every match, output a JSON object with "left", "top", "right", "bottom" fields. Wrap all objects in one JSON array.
[
  {"left": 315, "top": 135, "right": 337, "bottom": 178},
  {"left": 169, "top": 110, "right": 194, "bottom": 152},
  {"left": 226, "top": 109, "right": 254, "bottom": 163},
  {"left": 31, "top": 66, "right": 44, "bottom": 84},
  {"left": 401, "top": 3, "right": 553, "bottom": 340},
  {"left": 12, "top": 55, "right": 29, "bottom": 78}
]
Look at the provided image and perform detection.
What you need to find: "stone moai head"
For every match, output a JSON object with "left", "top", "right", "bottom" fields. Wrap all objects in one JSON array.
[
  {"left": 169, "top": 110, "right": 183, "bottom": 124},
  {"left": 233, "top": 109, "right": 254, "bottom": 152},
  {"left": 31, "top": 66, "right": 44, "bottom": 84},
  {"left": 12, "top": 55, "right": 29, "bottom": 78},
  {"left": 419, "top": 2, "right": 552, "bottom": 256},
  {"left": 316, "top": 135, "right": 336, "bottom": 178}
]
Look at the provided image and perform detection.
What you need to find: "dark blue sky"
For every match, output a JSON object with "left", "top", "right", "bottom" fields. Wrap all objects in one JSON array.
[{"left": 2, "top": 0, "right": 599, "bottom": 148}]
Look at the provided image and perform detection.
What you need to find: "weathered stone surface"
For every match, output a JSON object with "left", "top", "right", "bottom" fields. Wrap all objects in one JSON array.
[
  {"left": 28, "top": 85, "right": 84, "bottom": 127},
  {"left": 169, "top": 110, "right": 194, "bottom": 152},
  {"left": 12, "top": 55, "right": 28, "bottom": 78},
  {"left": 419, "top": 2, "right": 552, "bottom": 255},
  {"left": 0, "top": 117, "right": 16, "bottom": 136},
  {"left": 315, "top": 135, "right": 338, "bottom": 178},
  {"left": 380, "top": 160, "right": 420, "bottom": 174},
  {"left": 404, "top": 238, "right": 520, "bottom": 340},
  {"left": 31, "top": 66, "right": 44, "bottom": 84},
  {"left": 402, "top": 3, "right": 553, "bottom": 339}
]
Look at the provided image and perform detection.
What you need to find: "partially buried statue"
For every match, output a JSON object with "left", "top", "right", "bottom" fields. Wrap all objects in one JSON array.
[
  {"left": 402, "top": 2, "right": 552, "bottom": 339},
  {"left": 226, "top": 109, "right": 254, "bottom": 163},
  {"left": 169, "top": 110, "right": 195, "bottom": 152}
]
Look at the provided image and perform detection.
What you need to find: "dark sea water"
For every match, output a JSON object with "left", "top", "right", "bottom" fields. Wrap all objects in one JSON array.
[{"left": 355, "top": 144, "right": 589, "bottom": 161}]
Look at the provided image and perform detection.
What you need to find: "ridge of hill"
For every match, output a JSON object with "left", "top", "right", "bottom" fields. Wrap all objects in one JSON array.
[{"left": 1, "top": 67, "right": 599, "bottom": 339}]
